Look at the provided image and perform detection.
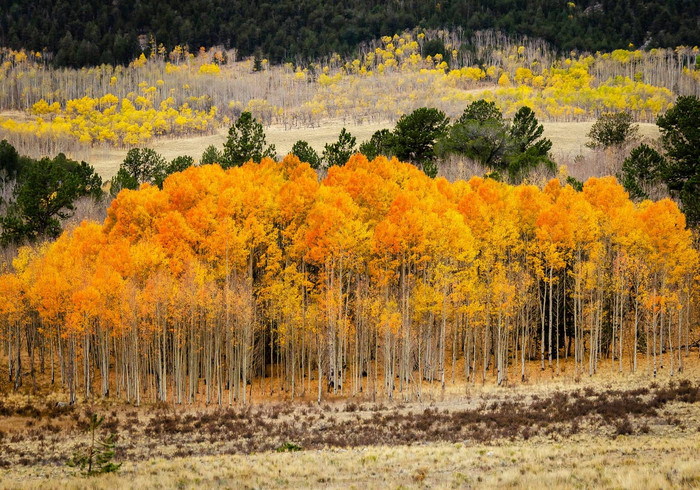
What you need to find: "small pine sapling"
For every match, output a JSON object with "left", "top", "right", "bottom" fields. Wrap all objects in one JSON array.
[{"left": 67, "top": 413, "right": 121, "bottom": 476}]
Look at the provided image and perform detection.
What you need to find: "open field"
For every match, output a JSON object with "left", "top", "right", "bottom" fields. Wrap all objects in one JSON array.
[
  {"left": 2, "top": 433, "right": 697, "bottom": 489},
  {"left": 0, "top": 355, "right": 698, "bottom": 488},
  {"left": 0, "top": 380, "right": 698, "bottom": 488},
  {"left": 42, "top": 120, "right": 659, "bottom": 180},
  {"left": 59, "top": 120, "right": 391, "bottom": 180}
]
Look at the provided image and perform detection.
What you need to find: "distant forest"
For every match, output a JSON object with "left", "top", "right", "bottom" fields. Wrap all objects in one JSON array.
[{"left": 0, "top": 0, "right": 698, "bottom": 67}]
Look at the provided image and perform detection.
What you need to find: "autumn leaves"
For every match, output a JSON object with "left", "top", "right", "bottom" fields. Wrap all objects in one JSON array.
[
  {"left": 0, "top": 32, "right": 691, "bottom": 154},
  {"left": 0, "top": 155, "right": 696, "bottom": 402}
]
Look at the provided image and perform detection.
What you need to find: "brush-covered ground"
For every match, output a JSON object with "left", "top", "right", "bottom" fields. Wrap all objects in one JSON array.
[{"left": 0, "top": 356, "right": 699, "bottom": 489}]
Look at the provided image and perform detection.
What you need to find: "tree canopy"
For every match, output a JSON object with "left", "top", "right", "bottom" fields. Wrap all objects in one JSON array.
[
  {"left": 619, "top": 96, "right": 700, "bottom": 227},
  {"left": 657, "top": 96, "right": 700, "bottom": 226},
  {"left": 392, "top": 108, "right": 449, "bottom": 178},
  {"left": 0, "top": 140, "right": 22, "bottom": 182},
  {"left": 359, "top": 129, "right": 394, "bottom": 162},
  {"left": 1, "top": 151, "right": 102, "bottom": 243},
  {"left": 586, "top": 112, "right": 639, "bottom": 149},
  {"left": 619, "top": 144, "right": 666, "bottom": 201},
  {"left": 200, "top": 145, "right": 223, "bottom": 166},
  {"left": 323, "top": 128, "right": 356, "bottom": 168},
  {"left": 110, "top": 148, "right": 167, "bottom": 195},
  {"left": 291, "top": 140, "right": 321, "bottom": 170},
  {"left": 438, "top": 101, "right": 554, "bottom": 182},
  {"left": 0, "top": 0, "right": 696, "bottom": 67},
  {"left": 0, "top": 154, "right": 695, "bottom": 405},
  {"left": 222, "top": 112, "right": 276, "bottom": 168}
]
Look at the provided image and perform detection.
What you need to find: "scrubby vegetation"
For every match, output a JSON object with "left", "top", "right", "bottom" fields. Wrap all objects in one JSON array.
[{"left": 0, "top": 379, "right": 698, "bottom": 467}]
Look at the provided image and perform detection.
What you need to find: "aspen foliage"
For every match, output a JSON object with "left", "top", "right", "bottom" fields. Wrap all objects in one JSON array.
[
  {"left": 0, "top": 155, "right": 697, "bottom": 403},
  {"left": 0, "top": 31, "right": 697, "bottom": 154}
]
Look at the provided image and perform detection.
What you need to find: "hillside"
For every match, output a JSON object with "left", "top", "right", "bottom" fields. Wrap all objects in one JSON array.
[{"left": 0, "top": 0, "right": 698, "bottom": 67}]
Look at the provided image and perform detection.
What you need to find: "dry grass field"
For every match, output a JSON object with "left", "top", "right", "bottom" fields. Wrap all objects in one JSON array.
[
  {"left": 60, "top": 120, "right": 659, "bottom": 180},
  {"left": 81, "top": 120, "right": 393, "bottom": 179},
  {"left": 0, "top": 354, "right": 698, "bottom": 489},
  {"left": 2, "top": 433, "right": 698, "bottom": 489}
]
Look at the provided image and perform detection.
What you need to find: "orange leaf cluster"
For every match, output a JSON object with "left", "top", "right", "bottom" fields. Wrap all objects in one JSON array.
[{"left": 0, "top": 155, "right": 696, "bottom": 403}]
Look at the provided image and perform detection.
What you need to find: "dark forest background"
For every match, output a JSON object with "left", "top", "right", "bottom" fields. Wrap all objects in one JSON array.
[{"left": 0, "top": 0, "right": 698, "bottom": 67}]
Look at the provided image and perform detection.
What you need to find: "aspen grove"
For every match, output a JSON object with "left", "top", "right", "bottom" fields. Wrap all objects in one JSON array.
[{"left": 0, "top": 155, "right": 697, "bottom": 405}]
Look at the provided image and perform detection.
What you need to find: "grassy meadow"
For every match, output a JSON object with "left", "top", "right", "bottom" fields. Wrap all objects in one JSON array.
[
  {"left": 0, "top": 356, "right": 699, "bottom": 488},
  {"left": 19, "top": 120, "right": 659, "bottom": 180}
]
